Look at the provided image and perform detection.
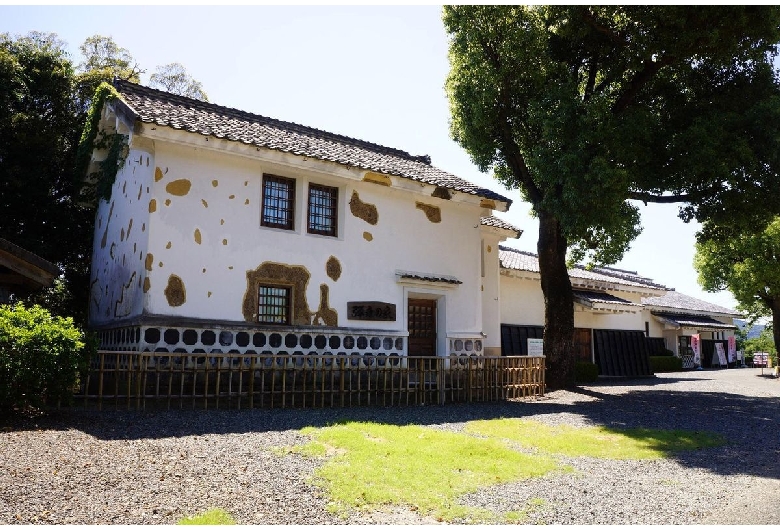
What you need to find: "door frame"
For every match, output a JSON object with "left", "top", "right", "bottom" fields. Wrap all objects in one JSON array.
[{"left": 402, "top": 287, "right": 446, "bottom": 357}]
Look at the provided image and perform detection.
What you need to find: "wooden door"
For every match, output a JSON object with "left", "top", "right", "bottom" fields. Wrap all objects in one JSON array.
[
  {"left": 408, "top": 298, "right": 437, "bottom": 356},
  {"left": 573, "top": 328, "right": 592, "bottom": 362}
]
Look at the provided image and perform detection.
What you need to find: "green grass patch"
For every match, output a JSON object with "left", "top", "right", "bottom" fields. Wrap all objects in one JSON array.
[
  {"left": 299, "top": 421, "right": 559, "bottom": 522},
  {"left": 177, "top": 508, "right": 236, "bottom": 525},
  {"left": 465, "top": 419, "right": 724, "bottom": 459}
]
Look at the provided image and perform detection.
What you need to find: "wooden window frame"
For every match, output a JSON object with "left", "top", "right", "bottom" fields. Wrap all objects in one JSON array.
[
  {"left": 261, "top": 174, "right": 296, "bottom": 230},
  {"left": 307, "top": 183, "right": 338, "bottom": 237},
  {"left": 257, "top": 284, "right": 292, "bottom": 325}
]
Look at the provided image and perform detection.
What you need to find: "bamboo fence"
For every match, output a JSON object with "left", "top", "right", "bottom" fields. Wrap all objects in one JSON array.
[{"left": 77, "top": 351, "right": 545, "bottom": 410}]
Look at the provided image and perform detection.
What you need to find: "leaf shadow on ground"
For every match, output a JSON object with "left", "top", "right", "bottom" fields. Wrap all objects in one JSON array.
[{"left": 5, "top": 372, "right": 779, "bottom": 481}]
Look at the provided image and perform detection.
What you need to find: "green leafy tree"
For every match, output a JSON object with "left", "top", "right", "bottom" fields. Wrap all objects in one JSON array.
[
  {"left": 149, "top": 62, "right": 208, "bottom": 101},
  {"left": 75, "top": 35, "right": 141, "bottom": 110},
  {"left": 443, "top": 6, "right": 780, "bottom": 388},
  {"left": 695, "top": 218, "right": 780, "bottom": 357},
  {"left": 0, "top": 32, "right": 94, "bottom": 325}
]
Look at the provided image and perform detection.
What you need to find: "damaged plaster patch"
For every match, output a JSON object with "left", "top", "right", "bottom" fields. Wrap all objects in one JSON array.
[
  {"left": 362, "top": 172, "right": 392, "bottom": 187},
  {"left": 416, "top": 202, "right": 441, "bottom": 223},
  {"left": 114, "top": 271, "right": 137, "bottom": 318},
  {"left": 149, "top": 199, "right": 157, "bottom": 213},
  {"left": 164, "top": 274, "right": 186, "bottom": 307},
  {"left": 312, "top": 284, "right": 338, "bottom": 326},
  {"left": 145, "top": 253, "right": 154, "bottom": 272},
  {"left": 432, "top": 186, "right": 452, "bottom": 200},
  {"left": 194, "top": 229, "right": 202, "bottom": 245},
  {"left": 349, "top": 191, "right": 378, "bottom": 225},
  {"left": 201, "top": 199, "right": 208, "bottom": 208},
  {"left": 363, "top": 232, "right": 373, "bottom": 242},
  {"left": 143, "top": 277, "right": 151, "bottom": 293},
  {"left": 242, "top": 262, "right": 311, "bottom": 324},
  {"left": 326, "top": 256, "right": 342, "bottom": 282},
  {"left": 100, "top": 201, "right": 115, "bottom": 249},
  {"left": 479, "top": 199, "right": 496, "bottom": 209},
  {"left": 155, "top": 167, "right": 164, "bottom": 182},
  {"left": 166, "top": 179, "right": 192, "bottom": 196}
]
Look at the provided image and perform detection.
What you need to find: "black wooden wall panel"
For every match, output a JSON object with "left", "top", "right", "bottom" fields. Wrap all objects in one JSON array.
[
  {"left": 500, "top": 325, "right": 544, "bottom": 356},
  {"left": 593, "top": 329, "right": 653, "bottom": 377}
]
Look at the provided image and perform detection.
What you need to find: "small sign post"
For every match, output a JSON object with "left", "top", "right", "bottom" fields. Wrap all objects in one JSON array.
[{"left": 527, "top": 338, "right": 544, "bottom": 357}]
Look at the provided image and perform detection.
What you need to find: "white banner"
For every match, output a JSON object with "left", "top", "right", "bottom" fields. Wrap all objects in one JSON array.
[{"left": 715, "top": 343, "right": 727, "bottom": 367}]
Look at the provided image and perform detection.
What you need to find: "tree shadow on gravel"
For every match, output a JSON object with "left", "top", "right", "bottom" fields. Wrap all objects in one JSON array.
[{"left": 5, "top": 378, "right": 779, "bottom": 481}]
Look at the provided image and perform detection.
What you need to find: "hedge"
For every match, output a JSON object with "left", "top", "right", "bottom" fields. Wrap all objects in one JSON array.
[
  {"left": 649, "top": 355, "right": 683, "bottom": 373},
  {"left": 575, "top": 361, "right": 599, "bottom": 383},
  {"left": 0, "top": 303, "right": 95, "bottom": 413}
]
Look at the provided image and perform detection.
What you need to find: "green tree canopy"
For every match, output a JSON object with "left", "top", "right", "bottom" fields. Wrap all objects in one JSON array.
[
  {"left": 695, "top": 218, "right": 780, "bottom": 352},
  {"left": 443, "top": 6, "right": 780, "bottom": 387},
  {"left": 149, "top": 62, "right": 208, "bottom": 101},
  {"left": 75, "top": 35, "right": 141, "bottom": 110},
  {"left": 0, "top": 32, "right": 92, "bottom": 324}
]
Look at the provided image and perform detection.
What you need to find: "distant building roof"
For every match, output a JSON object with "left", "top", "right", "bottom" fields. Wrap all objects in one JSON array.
[
  {"left": 112, "top": 80, "right": 512, "bottom": 207},
  {"left": 652, "top": 312, "right": 737, "bottom": 330},
  {"left": 642, "top": 291, "right": 739, "bottom": 317},
  {"left": 573, "top": 289, "right": 641, "bottom": 308},
  {"left": 480, "top": 216, "right": 522, "bottom": 238},
  {"left": 498, "top": 246, "right": 667, "bottom": 291}
]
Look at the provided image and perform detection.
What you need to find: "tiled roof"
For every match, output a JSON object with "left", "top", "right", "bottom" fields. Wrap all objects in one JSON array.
[
  {"left": 498, "top": 246, "right": 666, "bottom": 290},
  {"left": 398, "top": 273, "right": 462, "bottom": 285},
  {"left": 642, "top": 291, "right": 739, "bottom": 316},
  {"left": 652, "top": 313, "right": 737, "bottom": 330},
  {"left": 480, "top": 216, "right": 522, "bottom": 237},
  {"left": 572, "top": 289, "right": 640, "bottom": 307},
  {"left": 113, "top": 80, "right": 511, "bottom": 206}
]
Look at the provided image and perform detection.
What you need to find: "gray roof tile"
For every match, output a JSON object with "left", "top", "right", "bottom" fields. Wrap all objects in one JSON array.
[
  {"left": 642, "top": 291, "right": 739, "bottom": 316},
  {"left": 480, "top": 216, "right": 522, "bottom": 237},
  {"left": 498, "top": 246, "right": 667, "bottom": 290},
  {"left": 113, "top": 80, "right": 511, "bottom": 206}
]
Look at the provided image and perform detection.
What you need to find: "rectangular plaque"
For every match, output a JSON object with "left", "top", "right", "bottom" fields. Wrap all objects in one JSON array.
[
  {"left": 347, "top": 301, "right": 396, "bottom": 321},
  {"left": 527, "top": 338, "right": 544, "bottom": 357}
]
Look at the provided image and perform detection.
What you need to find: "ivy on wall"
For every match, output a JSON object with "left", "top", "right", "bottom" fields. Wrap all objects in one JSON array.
[{"left": 75, "top": 82, "right": 129, "bottom": 205}]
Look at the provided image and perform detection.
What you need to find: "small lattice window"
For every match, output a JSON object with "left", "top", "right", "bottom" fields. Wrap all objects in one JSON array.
[
  {"left": 262, "top": 174, "right": 295, "bottom": 230},
  {"left": 308, "top": 183, "right": 338, "bottom": 236},
  {"left": 258, "top": 285, "right": 291, "bottom": 325}
]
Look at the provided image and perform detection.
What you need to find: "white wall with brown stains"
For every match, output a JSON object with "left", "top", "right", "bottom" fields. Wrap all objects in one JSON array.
[
  {"left": 92, "top": 134, "right": 489, "bottom": 342},
  {"left": 89, "top": 142, "right": 155, "bottom": 325}
]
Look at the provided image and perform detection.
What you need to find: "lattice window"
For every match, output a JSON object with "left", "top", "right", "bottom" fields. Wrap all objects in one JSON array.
[
  {"left": 258, "top": 285, "right": 291, "bottom": 325},
  {"left": 262, "top": 174, "right": 295, "bottom": 230},
  {"left": 308, "top": 183, "right": 338, "bottom": 236}
]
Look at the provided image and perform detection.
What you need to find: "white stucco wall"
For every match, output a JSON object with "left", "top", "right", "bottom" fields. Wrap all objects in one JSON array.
[
  {"left": 114, "top": 139, "right": 487, "bottom": 344},
  {"left": 89, "top": 143, "right": 154, "bottom": 325},
  {"left": 480, "top": 232, "right": 505, "bottom": 355}
]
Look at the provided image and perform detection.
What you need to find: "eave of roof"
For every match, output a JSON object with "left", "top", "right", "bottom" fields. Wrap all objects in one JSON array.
[
  {"left": 642, "top": 291, "right": 739, "bottom": 317},
  {"left": 498, "top": 246, "right": 667, "bottom": 292},
  {"left": 652, "top": 312, "right": 737, "bottom": 330},
  {"left": 112, "top": 80, "right": 512, "bottom": 208},
  {"left": 480, "top": 216, "right": 522, "bottom": 238}
]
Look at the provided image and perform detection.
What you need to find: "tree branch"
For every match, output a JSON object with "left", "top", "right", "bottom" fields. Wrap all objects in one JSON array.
[
  {"left": 477, "top": 35, "right": 544, "bottom": 205},
  {"left": 612, "top": 55, "right": 676, "bottom": 115},
  {"left": 628, "top": 190, "right": 705, "bottom": 204}
]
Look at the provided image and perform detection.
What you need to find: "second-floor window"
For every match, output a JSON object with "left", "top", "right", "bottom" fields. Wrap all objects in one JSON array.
[
  {"left": 262, "top": 174, "right": 295, "bottom": 230},
  {"left": 308, "top": 183, "right": 338, "bottom": 236}
]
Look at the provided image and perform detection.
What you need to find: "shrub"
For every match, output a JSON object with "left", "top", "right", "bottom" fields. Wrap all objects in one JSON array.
[
  {"left": 574, "top": 361, "right": 599, "bottom": 383},
  {"left": 0, "top": 302, "right": 95, "bottom": 413},
  {"left": 649, "top": 355, "right": 683, "bottom": 373}
]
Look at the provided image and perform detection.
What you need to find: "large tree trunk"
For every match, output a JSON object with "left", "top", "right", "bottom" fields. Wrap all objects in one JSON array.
[
  {"left": 537, "top": 210, "right": 576, "bottom": 389},
  {"left": 772, "top": 297, "right": 780, "bottom": 366}
]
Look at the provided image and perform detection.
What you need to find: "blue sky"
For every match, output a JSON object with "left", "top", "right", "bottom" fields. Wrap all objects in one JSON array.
[{"left": 3, "top": 5, "right": 739, "bottom": 311}]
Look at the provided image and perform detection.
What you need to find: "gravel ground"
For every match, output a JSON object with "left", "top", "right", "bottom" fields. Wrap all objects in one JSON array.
[{"left": 1, "top": 368, "right": 779, "bottom": 525}]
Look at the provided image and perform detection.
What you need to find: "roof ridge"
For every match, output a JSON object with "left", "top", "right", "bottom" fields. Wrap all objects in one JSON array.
[{"left": 113, "top": 79, "right": 432, "bottom": 165}]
